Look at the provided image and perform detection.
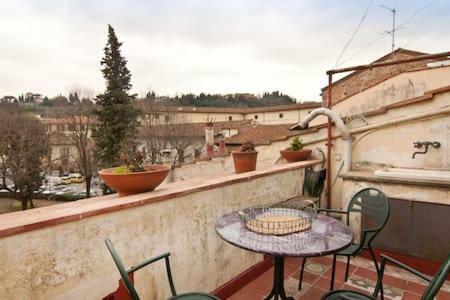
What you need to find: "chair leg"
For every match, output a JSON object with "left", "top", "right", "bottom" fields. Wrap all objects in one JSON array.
[
  {"left": 368, "top": 246, "right": 383, "bottom": 300},
  {"left": 330, "top": 254, "right": 337, "bottom": 291},
  {"left": 344, "top": 256, "right": 350, "bottom": 282},
  {"left": 298, "top": 257, "right": 307, "bottom": 290}
]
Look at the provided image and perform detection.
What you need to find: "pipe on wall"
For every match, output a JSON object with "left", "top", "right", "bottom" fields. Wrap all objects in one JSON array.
[{"left": 296, "top": 107, "right": 352, "bottom": 180}]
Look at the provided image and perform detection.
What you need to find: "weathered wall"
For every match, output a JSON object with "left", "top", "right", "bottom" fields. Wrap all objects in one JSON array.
[
  {"left": 0, "top": 166, "right": 306, "bottom": 300},
  {"left": 332, "top": 66, "right": 450, "bottom": 118},
  {"left": 322, "top": 51, "right": 434, "bottom": 106},
  {"left": 258, "top": 89, "right": 450, "bottom": 209},
  {"left": 243, "top": 109, "right": 312, "bottom": 125},
  {"left": 152, "top": 108, "right": 314, "bottom": 125},
  {"left": 311, "top": 65, "right": 450, "bottom": 127}
]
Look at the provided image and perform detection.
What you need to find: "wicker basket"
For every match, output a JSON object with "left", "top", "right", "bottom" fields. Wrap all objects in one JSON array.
[{"left": 238, "top": 201, "right": 316, "bottom": 235}]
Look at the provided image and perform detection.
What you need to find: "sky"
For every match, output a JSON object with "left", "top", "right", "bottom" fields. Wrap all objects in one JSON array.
[{"left": 0, "top": 0, "right": 449, "bottom": 101}]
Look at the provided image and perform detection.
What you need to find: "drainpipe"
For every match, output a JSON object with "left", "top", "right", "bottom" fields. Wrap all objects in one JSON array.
[{"left": 296, "top": 106, "right": 352, "bottom": 208}]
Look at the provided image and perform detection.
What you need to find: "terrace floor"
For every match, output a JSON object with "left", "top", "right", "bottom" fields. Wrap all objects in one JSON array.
[{"left": 227, "top": 254, "right": 450, "bottom": 300}]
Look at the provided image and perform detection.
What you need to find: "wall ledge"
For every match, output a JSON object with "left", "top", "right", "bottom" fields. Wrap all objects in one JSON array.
[{"left": 0, "top": 160, "right": 321, "bottom": 239}]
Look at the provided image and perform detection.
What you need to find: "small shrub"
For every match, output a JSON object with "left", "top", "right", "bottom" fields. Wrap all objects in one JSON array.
[{"left": 290, "top": 137, "right": 303, "bottom": 151}]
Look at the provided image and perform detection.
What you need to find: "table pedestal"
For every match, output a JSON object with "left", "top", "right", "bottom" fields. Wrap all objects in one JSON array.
[{"left": 264, "top": 256, "right": 294, "bottom": 300}]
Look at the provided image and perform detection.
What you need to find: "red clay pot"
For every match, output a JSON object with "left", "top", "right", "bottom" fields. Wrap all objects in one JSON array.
[
  {"left": 280, "top": 149, "right": 312, "bottom": 163},
  {"left": 99, "top": 164, "right": 170, "bottom": 196},
  {"left": 232, "top": 151, "right": 258, "bottom": 173}
]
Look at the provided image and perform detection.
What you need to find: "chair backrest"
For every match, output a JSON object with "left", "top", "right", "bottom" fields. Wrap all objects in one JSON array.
[
  {"left": 347, "top": 188, "right": 390, "bottom": 246},
  {"left": 422, "top": 254, "right": 450, "bottom": 300},
  {"left": 105, "top": 239, "right": 140, "bottom": 300},
  {"left": 303, "top": 167, "right": 327, "bottom": 199}
]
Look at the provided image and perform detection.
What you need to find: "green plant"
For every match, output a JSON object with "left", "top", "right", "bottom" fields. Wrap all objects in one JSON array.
[
  {"left": 240, "top": 141, "right": 256, "bottom": 152},
  {"left": 290, "top": 137, "right": 303, "bottom": 151},
  {"left": 115, "top": 144, "right": 146, "bottom": 173}
]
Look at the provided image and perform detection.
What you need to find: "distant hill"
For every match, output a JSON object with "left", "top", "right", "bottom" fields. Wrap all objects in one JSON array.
[{"left": 145, "top": 91, "right": 297, "bottom": 107}]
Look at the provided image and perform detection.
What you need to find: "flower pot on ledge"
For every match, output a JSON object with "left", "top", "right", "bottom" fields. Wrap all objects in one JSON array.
[
  {"left": 232, "top": 151, "right": 258, "bottom": 173},
  {"left": 99, "top": 164, "right": 170, "bottom": 196},
  {"left": 279, "top": 149, "right": 312, "bottom": 163}
]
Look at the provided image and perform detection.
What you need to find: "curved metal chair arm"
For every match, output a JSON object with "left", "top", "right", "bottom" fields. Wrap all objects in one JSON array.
[
  {"left": 317, "top": 208, "right": 349, "bottom": 215},
  {"left": 379, "top": 254, "right": 431, "bottom": 283}
]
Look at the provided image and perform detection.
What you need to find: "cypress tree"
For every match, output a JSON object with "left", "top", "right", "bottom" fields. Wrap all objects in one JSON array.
[{"left": 92, "top": 25, "right": 140, "bottom": 168}]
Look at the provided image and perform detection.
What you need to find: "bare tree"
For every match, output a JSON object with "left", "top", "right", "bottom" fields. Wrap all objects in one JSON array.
[
  {"left": 139, "top": 97, "right": 168, "bottom": 164},
  {"left": 139, "top": 98, "right": 198, "bottom": 166},
  {"left": 166, "top": 114, "right": 198, "bottom": 166},
  {"left": 0, "top": 107, "right": 49, "bottom": 210},
  {"left": 65, "top": 101, "right": 96, "bottom": 198}
]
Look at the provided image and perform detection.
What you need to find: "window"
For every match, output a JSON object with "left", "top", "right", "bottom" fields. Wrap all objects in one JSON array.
[
  {"left": 57, "top": 125, "right": 65, "bottom": 131},
  {"left": 279, "top": 113, "right": 284, "bottom": 118},
  {"left": 154, "top": 114, "right": 160, "bottom": 120},
  {"left": 254, "top": 115, "right": 258, "bottom": 120},
  {"left": 228, "top": 116, "right": 232, "bottom": 121},
  {"left": 164, "top": 114, "right": 170, "bottom": 122}
]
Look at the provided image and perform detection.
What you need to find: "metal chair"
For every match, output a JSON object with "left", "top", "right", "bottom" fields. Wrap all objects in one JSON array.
[
  {"left": 298, "top": 188, "right": 390, "bottom": 292},
  {"left": 281, "top": 166, "right": 326, "bottom": 209},
  {"left": 105, "top": 239, "right": 220, "bottom": 300},
  {"left": 321, "top": 253, "right": 450, "bottom": 300}
]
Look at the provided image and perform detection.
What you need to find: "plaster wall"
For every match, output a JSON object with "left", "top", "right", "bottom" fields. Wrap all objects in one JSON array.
[
  {"left": 0, "top": 168, "right": 304, "bottom": 300},
  {"left": 155, "top": 108, "right": 312, "bottom": 125},
  {"left": 310, "top": 66, "right": 450, "bottom": 127},
  {"left": 257, "top": 90, "right": 450, "bottom": 209}
]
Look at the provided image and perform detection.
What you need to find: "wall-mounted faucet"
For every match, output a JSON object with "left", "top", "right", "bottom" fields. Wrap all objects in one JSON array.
[{"left": 412, "top": 141, "right": 441, "bottom": 159}]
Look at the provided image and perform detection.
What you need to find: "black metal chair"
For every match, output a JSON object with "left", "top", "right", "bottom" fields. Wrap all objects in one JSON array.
[
  {"left": 298, "top": 188, "right": 390, "bottom": 293},
  {"left": 281, "top": 166, "right": 327, "bottom": 209},
  {"left": 321, "top": 253, "right": 450, "bottom": 300},
  {"left": 105, "top": 239, "right": 220, "bottom": 300}
]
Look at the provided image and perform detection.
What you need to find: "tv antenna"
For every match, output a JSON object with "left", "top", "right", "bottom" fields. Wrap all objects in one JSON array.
[{"left": 380, "top": 4, "right": 397, "bottom": 56}]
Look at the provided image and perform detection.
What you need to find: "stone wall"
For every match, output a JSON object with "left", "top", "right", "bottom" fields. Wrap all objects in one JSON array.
[{"left": 0, "top": 162, "right": 316, "bottom": 300}]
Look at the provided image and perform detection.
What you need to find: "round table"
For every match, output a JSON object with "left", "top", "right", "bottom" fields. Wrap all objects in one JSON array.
[{"left": 216, "top": 211, "right": 353, "bottom": 300}]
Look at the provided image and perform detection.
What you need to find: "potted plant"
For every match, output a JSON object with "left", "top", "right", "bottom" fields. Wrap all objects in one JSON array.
[
  {"left": 280, "top": 137, "right": 312, "bottom": 163},
  {"left": 232, "top": 141, "right": 258, "bottom": 173},
  {"left": 99, "top": 145, "right": 170, "bottom": 196}
]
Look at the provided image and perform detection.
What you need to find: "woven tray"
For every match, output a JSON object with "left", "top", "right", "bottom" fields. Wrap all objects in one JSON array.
[{"left": 239, "top": 202, "right": 316, "bottom": 236}]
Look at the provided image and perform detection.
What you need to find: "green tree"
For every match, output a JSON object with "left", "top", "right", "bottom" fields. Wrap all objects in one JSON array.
[{"left": 92, "top": 25, "right": 139, "bottom": 168}]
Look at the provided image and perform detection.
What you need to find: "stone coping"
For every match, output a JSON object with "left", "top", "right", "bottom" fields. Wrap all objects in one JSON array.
[
  {"left": 340, "top": 170, "right": 450, "bottom": 189},
  {"left": 0, "top": 160, "right": 321, "bottom": 239}
]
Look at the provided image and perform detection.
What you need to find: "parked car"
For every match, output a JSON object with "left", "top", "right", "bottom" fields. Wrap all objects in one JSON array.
[
  {"left": 60, "top": 176, "right": 72, "bottom": 185},
  {"left": 68, "top": 173, "right": 84, "bottom": 184}
]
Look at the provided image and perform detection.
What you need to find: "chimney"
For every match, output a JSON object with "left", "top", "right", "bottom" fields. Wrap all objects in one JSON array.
[
  {"left": 204, "top": 121, "right": 214, "bottom": 157},
  {"left": 219, "top": 136, "right": 226, "bottom": 153}
]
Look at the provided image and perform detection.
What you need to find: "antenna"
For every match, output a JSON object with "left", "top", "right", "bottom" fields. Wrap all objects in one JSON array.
[{"left": 380, "top": 4, "right": 396, "bottom": 57}]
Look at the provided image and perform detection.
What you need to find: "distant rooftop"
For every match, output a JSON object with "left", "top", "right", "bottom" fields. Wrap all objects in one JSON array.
[{"left": 146, "top": 102, "right": 321, "bottom": 114}]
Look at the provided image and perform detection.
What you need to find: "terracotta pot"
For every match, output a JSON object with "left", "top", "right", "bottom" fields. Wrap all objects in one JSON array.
[
  {"left": 232, "top": 151, "right": 258, "bottom": 173},
  {"left": 279, "top": 149, "right": 312, "bottom": 163},
  {"left": 99, "top": 164, "right": 170, "bottom": 196}
]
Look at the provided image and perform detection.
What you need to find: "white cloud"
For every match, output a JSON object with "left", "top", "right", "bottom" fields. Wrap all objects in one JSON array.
[{"left": 0, "top": 0, "right": 449, "bottom": 100}]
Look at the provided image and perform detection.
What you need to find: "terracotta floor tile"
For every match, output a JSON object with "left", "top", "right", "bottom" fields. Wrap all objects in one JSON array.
[
  {"left": 243, "top": 277, "right": 273, "bottom": 296},
  {"left": 402, "top": 291, "right": 421, "bottom": 300},
  {"left": 323, "top": 261, "right": 357, "bottom": 282},
  {"left": 297, "top": 286, "right": 327, "bottom": 300},
  {"left": 258, "top": 268, "right": 275, "bottom": 284},
  {"left": 228, "top": 287, "right": 262, "bottom": 300},
  {"left": 314, "top": 276, "right": 344, "bottom": 291},
  {"left": 311, "top": 256, "right": 333, "bottom": 266},
  {"left": 353, "top": 267, "right": 379, "bottom": 281},
  {"left": 292, "top": 270, "right": 320, "bottom": 284},
  {"left": 404, "top": 281, "right": 427, "bottom": 295},
  {"left": 437, "top": 290, "right": 450, "bottom": 300},
  {"left": 286, "top": 257, "right": 304, "bottom": 267},
  {"left": 285, "top": 261, "right": 301, "bottom": 278}
]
